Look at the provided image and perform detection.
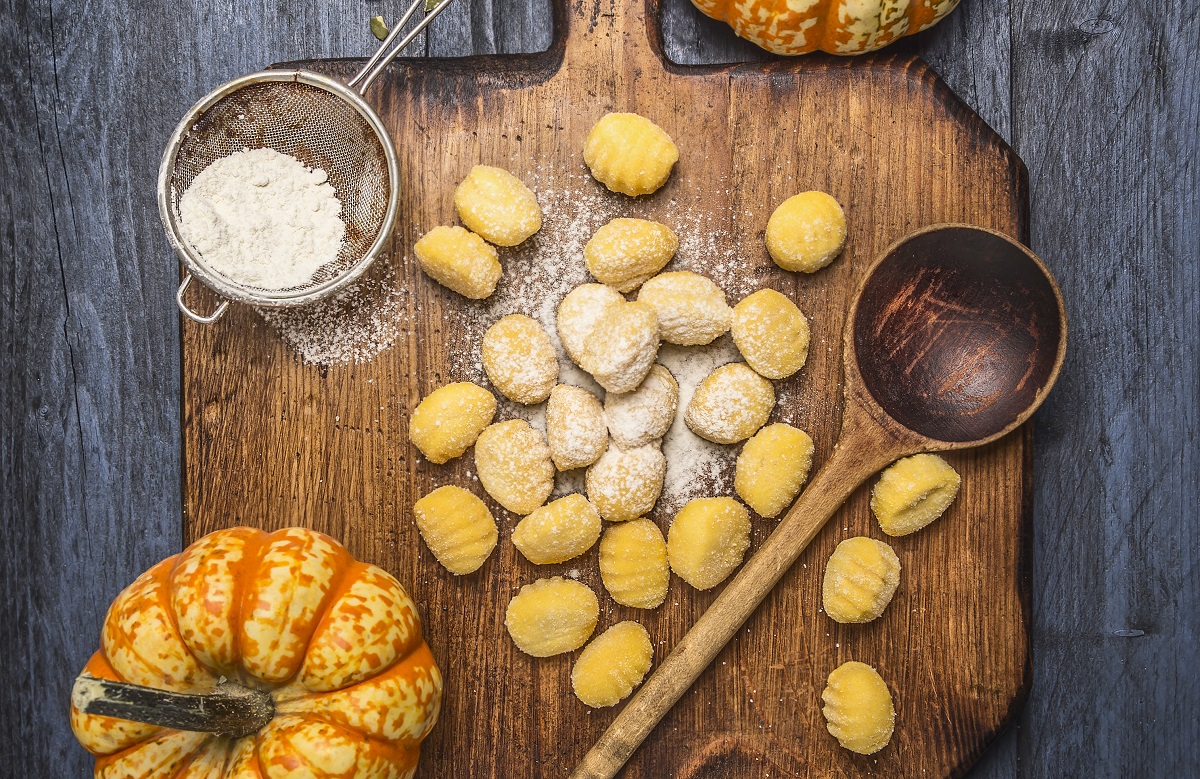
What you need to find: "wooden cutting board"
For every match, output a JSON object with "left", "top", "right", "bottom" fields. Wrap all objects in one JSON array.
[{"left": 181, "top": 1, "right": 1030, "bottom": 776}]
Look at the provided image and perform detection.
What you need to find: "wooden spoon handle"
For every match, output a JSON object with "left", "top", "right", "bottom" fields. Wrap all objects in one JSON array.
[{"left": 569, "top": 424, "right": 899, "bottom": 779}]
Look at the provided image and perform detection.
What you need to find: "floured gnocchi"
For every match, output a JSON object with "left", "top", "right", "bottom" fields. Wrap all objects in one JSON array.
[
  {"left": 409, "top": 381, "right": 497, "bottom": 464},
  {"left": 604, "top": 364, "right": 678, "bottom": 450},
  {"left": 586, "top": 440, "right": 666, "bottom": 523},
  {"left": 413, "top": 485, "right": 498, "bottom": 575},
  {"left": 734, "top": 423, "right": 814, "bottom": 517},
  {"left": 766, "top": 191, "right": 847, "bottom": 273},
  {"left": 636, "top": 271, "right": 731, "bottom": 345},
  {"left": 512, "top": 494, "right": 602, "bottom": 565},
  {"left": 556, "top": 283, "right": 625, "bottom": 370},
  {"left": 667, "top": 497, "right": 751, "bottom": 590},
  {"left": 821, "top": 661, "right": 895, "bottom": 755},
  {"left": 584, "top": 218, "right": 678, "bottom": 293},
  {"left": 482, "top": 314, "right": 559, "bottom": 404},
  {"left": 599, "top": 518, "right": 670, "bottom": 609},
  {"left": 473, "top": 419, "right": 555, "bottom": 515},
  {"left": 505, "top": 577, "right": 599, "bottom": 657},
  {"left": 414, "top": 225, "right": 502, "bottom": 300},
  {"left": 822, "top": 537, "right": 901, "bottom": 624},
  {"left": 584, "top": 112, "right": 679, "bottom": 197},
  {"left": 684, "top": 362, "right": 775, "bottom": 444},
  {"left": 454, "top": 164, "right": 542, "bottom": 246},
  {"left": 871, "top": 454, "right": 961, "bottom": 536},
  {"left": 582, "top": 300, "right": 661, "bottom": 394},
  {"left": 546, "top": 384, "right": 608, "bottom": 470},
  {"left": 731, "top": 288, "right": 810, "bottom": 379},
  {"left": 571, "top": 621, "right": 654, "bottom": 708}
]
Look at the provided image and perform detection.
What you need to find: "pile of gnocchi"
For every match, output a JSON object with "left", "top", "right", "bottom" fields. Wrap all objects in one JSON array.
[{"left": 406, "top": 110, "right": 964, "bottom": 752}]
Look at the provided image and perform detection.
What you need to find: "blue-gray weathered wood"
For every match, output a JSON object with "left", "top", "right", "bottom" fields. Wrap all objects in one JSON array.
[{"left": 1, "top": 0, "right": 1196, "bottom": 776}]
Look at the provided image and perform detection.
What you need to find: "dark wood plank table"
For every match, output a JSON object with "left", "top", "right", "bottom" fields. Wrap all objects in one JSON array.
[{"left": 2, "top": 0, "right": 1196, "bottom": 775}]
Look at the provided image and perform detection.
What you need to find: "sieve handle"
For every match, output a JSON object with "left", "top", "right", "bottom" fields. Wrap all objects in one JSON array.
[
  {"left": 349, "top": 0, "right": 456, "bottom": 94},
  {"left": 176, "top": 274, "right": 229, "bottom": 324}
]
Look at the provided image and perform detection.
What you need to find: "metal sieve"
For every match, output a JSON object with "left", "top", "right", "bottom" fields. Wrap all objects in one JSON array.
[{"left": 159, "top": 0, "right": 454, "bottom": 324}]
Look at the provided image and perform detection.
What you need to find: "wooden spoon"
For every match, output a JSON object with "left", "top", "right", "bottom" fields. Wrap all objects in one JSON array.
[{"left": 570, "top": 223, "right": 1067, "bottom": 779}]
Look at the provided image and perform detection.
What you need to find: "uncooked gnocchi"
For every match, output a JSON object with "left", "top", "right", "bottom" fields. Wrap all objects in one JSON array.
[
  {"left": 734, "top": 423, "right": 814, "bottom": 518},
  {"left": 684, "top": 363, "right": 775, "bottom": 444},
  {"left": 731, "top": 289, "right": 810, "bottom": 380},
  {"left": 599, "top": 518, "right": 669, "bottom": 609},
  {"left": 822, "top": 537, "right": 901, "bottom": 624},
  {"left": 473, "top": 419, "right": 555, "bottom": 515},
  {"left": 584, "top": 218, "right": 678, "bottom": 293},
  {"left": 585, "top": 441, "right": 666, "bottom": 523},
  {"left": 583, "top": 112, "right": 679, "bottom": 197},
  {"left": 571, "top": 621, "right": 654, "bottom": 708},
  {"left": 413, "top": 225, "right": 502, "bottom": 300},
  {"left": 482, "top": 314, "right": 559, "bottom": 404},
  {"left": 821, "top": 661, "right": 895, "bottom": 755},
  {"left": 604, "top": 364, "right": 678, "bottom": 450},
  {"left": 546, "top": 384, "right": 608, "bottom": 470},
  {"left": 636, "top": 271, "right": 731, "bottom": 346},
  {"left": 504, "top": 577, "right": 599, "bottom": 657},
  {"left": 870, "top": 453, "right": 961, "bottom": 536},
  {"left": 666, "top": 497, "right": 751, "bottom": 590},
  {"left": 765, "top": 191, "right": 847, "bottom": 273},
  {"left": 582, "top": 300, "right": 661, "bottom": 394},
  {"left": 453, "top": 164, "right": 542, "bottom": 247},
  {"left": 412, "top": 485, "right": 498, "bottom": 575},
  {"left": 556, "top": 283, "right": 625, "bottom": 369},
  {"left": 409, "top": 381, "right": 497, "bottom": 464},
  {"left": 512, "top": 494, "right": 602, "bottom": 565}
]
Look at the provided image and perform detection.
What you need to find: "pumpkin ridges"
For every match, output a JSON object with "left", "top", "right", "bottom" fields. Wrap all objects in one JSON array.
[{"left": 256, "top": 715, "right": 420, "bottom": 778}]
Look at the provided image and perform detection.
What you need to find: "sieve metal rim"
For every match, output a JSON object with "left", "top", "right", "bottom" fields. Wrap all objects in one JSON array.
[{"left": 157, "top": 70, "right": 400, "bottom": 312}]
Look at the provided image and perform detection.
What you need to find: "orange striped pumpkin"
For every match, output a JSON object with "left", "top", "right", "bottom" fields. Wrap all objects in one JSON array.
[
  {"left": 691, "top": 0, "right": 961, "bottom": 55},
  {"left": 70, "top": 527, "right": 442, "bottom": 779}
]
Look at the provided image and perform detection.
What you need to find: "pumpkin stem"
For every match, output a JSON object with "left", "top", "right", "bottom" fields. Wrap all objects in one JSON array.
[{"left": 72, "top": 675, "right": 274, "bottom": 739}]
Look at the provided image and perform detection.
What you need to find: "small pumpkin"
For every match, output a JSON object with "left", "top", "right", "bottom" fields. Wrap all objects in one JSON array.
[
  {"left": 691, "top": 0, "right": 961, "bottom": 56},
  {"left": 70, "top": 527, "right": 442, "bottom": 779}
]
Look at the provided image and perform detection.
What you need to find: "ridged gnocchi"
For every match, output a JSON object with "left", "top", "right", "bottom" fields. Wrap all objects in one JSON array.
[
  {"left": 582, "top": 300, "right": 661, "bottom": 394},
  {"left": 667, "top": 497, "right": 751, "bottom": 590},
  {"left": 504, "top": 577, "right": 599, "bottom": 657},
  {"left": 871, "top": 454, "right": 961, "bottom": 536},
  {"left": 556, "top": 283, "right": 625, "bottom": 369},
  {"left": 584, "top": 218, "right": 678, "bottom": 293},
  {"left": 482, "top": 314, "right": 559, "bottom": 404},
  {"left": 636, "top": 271, "right": 731, "bottom": 346},
  {"left": 821, "top": 661, "right": 895, "bottom": 755},
  {"left": 684, "top": 363, "right": 775, "bottom": 444},
  {"left": 599, "top": 518, "right": 669, "bottom": 609},
  {"left": 822, "top": 537, "right": 901, "bottom": 624},
  {"left": 734, "top": 423, "right": 814, "bottom": 518},
  {"left": 453, "top": 164, "right": 542, "bottom": 247},
  {"left": 766, "top": 191, "right": 847, "bottom": 273},
  {"left": 412, "top": 485, "right": 498, "bottom": 574},
  {"left": 586, "top": 441, "right": 666, "bottom": 523},
  {"left": 604, "top": 364, "right": 678, "bottom": 450},
  {"left": 731, "top": 289, "right": 810, "bottom": 379},
  {"left": 571, "top": 621, "right": 654, "bottom": 708},
  {"left": 409, "top": 382, "right": 497, "bottom": 464},
  {"left": 512, "top": 494, "right": 602, "bottom": 565},
  {"left": 413, "top": 225, "right": 502, "bottom": 300},
  {"left": 545, "top": 384, "right": 608, "bottom": 471},
  {"left": 473, "top": 419, "right": 555, "bottom": 515},
  {"left": 583, "top": 112, "right": 679, "bottom": 197}
]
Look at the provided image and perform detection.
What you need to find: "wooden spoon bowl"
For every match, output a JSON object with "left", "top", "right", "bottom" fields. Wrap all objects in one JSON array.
[{"left": 572, "top": 223, "right": 1067, "bottom": 779}]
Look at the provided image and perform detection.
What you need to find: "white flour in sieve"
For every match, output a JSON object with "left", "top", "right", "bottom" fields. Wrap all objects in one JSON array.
[{"left": 179, "top": 147, "right": 346, "bottom": 290}]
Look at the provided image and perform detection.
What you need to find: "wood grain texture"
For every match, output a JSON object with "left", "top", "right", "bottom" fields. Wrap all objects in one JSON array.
[{"left": 178, "top": 2, "right": 1031, "bottom": 777}]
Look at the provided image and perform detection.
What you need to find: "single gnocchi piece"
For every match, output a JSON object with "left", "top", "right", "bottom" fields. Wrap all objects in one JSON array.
[
  {"left": 409, "top": 382, "right": 497, "bottom": 464},
  {"left": 504, "top": 577, "right": 599, "bottom": 657},
  {"left": 571, "top": 621, "right": 654, "bottom": 708},
  {"left": 412, "top": 485, "right": 498, "bottom": 574},
  {"left": 684, "top": 363, "right": 775, "bottom": 444},
  {"left": 586, "top": 441, "right": 666, "bottom": 523},
  {"left": 821, "top": 661, "right": 896, "bottom": 755},
  {"left": 731, "top": 289, "right": 811, "bottom": 379},
  {"left": 604, "top": 365, "right": 678, "bottom": 450},
  {"left": 453, "top": 164, "right": 542, "bottom": 246},
  {"left": 870, "top": 454, "right": 961, "bottom": 537},
  {"left": 636, "top": 271, "right": 731, "bottom": 345},
  {"left": 584, "top": 218, "right": 678, "bottom": 293},
  {"left": 413, "top": 225, "right": 502, "bottom": 299},
  {"left": 766, "top": 191, "right": 847, "bottom": 273},
  {"left": 473, "top": 419, "right": 555, "bottom": 515},
  {"left": 666, "top": 497, "right": 751, "bottom": 590},
  {"left": 482, "top": 314, "right": 559, "bottom": 404},
  {"left": 512, "top": 494, "right": 602, "bottom": 565},
  {"left": 734, "top": 423, "right": 814, "bottom": 517},
  {"left": 583, "top": 112, "right": 679, "bottom": 197},
  {"left": 822, "top": 537, "right": 901, "bottom": 624},
  {"left": 556, "top": 283, "right": 625, "bottom": 369},
  {"left": 582, "top": 300, "right": 661, "bottom": 394},
  {"left": 599, "top": 518, "right": 670, "bottom": 609},
  {"left": 546, "top": 384, "right": 608, "bottom": 471}
]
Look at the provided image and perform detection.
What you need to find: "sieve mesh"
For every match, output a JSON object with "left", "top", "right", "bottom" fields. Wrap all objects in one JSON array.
[{"left": 166, "top": 78, "right": 393, "bottom": 301}]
